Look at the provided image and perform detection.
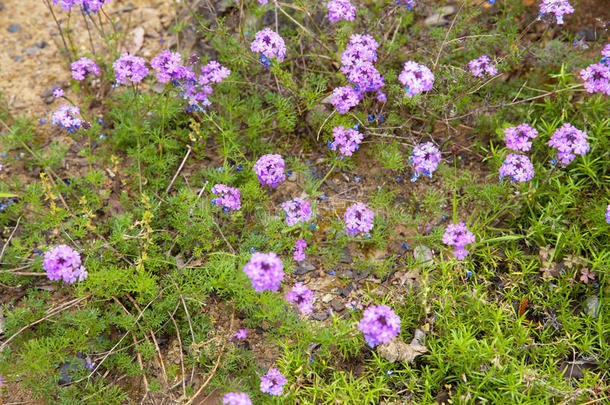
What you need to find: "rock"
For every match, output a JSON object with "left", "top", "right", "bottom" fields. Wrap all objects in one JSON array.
[
  {"left": 294, "top": 260, "right": 316, "bottom": 275},
  {"left": 321, "top": 294, "right": 333, "bottom": 304},
  {"left": 575, "top": 29, "right": 599, "bottom": 42},
  {"left": 288, "top": 171, "right": 297, "bottom": 182},
  {"left": 311, "top": 312, "right": 328, "bottom": 321},
  {"left": 40, "top": 88, "right": 54, "bottom": 98},
  {"left": 330, "top": 298, "right": 345, "bottom": 312},
  {"left": 58, "top": 358, "right": 86, "bottom": 384},
  {"left": 339, "top": 283, "right": 353, "bottom": 297},
  {"left": 378, "top": 338, "right": 427, "bottom": 363},
  {"left": 44, "top": 96, "right": 55, "bottom": 104},
  {"left": 13, "top": 56, "right": 21, "bottom": 62},
  {"left": 37, "top": 41, "right": 48, "bottom": 48},
  {"left": 410, "top": 328, "right": 425, "bottom": 346},
  {"left": 356, "top": 270, "right": 369, "bottom": 280},
  {"left": 341, "top": 269, "right": 355, "bottom": 279},
  {"left": 413, "top": 245, "right": 434, "bottom": 267},
  {"left": 24, "top": 46, "right": 39, "bottom": 55},
  {"left": 7, "top": 23, "right": 21, "bottom": 33},
  {"left": 584, "top": 297, "right": 600, "bottom": 317},
  {"left": 339, "top": 247, "right": 352, "bottom": 264},
  {"left": 424, "top": 6, "right": 455, "bottom": 26}
]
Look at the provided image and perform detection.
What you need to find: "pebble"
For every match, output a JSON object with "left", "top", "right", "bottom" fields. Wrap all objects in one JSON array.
[
  {"left": 341, "top": 269, "right": 355, "bottom": 279},
  {"left": 294, "top": 260, "right": 316, "bottom": 275},
  {"left": 413, "top": 245, "right": 434, "bottom": 267},
  {"left": 37, "top": 41, "right": 48, "bottom": 49},
  {"left": 25, "top": 46, "right": 39, "bottom": 56},
  {"left": 40, "top": 88, "right": 54, "bottom": 98},
  {"left": 575, "top": 29, "right": 598, "bottom": 42},
  {"left": 311, "top": 312, "right": 328, "bottom": 321},
  {"left": 288, "top": 171, "right": 298, "bottom": 182},
  {"left": 424, "top": 6, "right": 455, "bottom": 26},
  {"left": 330, "top": 298, "right": 345, "bottom": 312},
  {"left": 13, "top": 56, "right": 21, "bottom": 62},
  {"left": 321, "top": 293, "right": 333, "bottom": 303},
  {"left": 44, "top": 96, "right": 55, "bottom": 104},
  {"left": 584, "top": 297, "right": 600, "bottom": 317},
  {"left": 339, "top": 247, "right": 352, "bottom": 264},
  {"left": 8, "top": 23, "right": 21, "bottom": 33}
]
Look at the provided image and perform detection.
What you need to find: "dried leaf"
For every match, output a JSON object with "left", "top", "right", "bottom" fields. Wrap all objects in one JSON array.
[{"left": 378, "top": 338, "right": 427, "bottom": 363}]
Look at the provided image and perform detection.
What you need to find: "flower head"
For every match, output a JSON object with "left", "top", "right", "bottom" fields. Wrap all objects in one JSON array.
[
  {"left": 253, "top": 154, "right": 286, "bottom": 188},
  {"left": 234, "top": 329, "right": 248, "bottom": 340},
  {"left": 504, "top": 123, "right": 538, "bottom": 152},
  {"left": 211, "top": 184, "right": 241, "bottom": 212},
  {"left": 341, "top": 43, "right": 377, "bottom": 74},
  {"left": 605, "top": 204, "right": 610, "bottom": 224},
  {"left": 293, "top": 239, "right": 307, "bottom": 262},
  {"left": 286, "top": 282, "right": 314, "bottom": 314},
  {"left": 250, "top": 28, "right": 286, "bottom": 62},
  {"left": 150, "top": 50, "right": 184, "bottom": 83},
  {"left": 396, "top": 0, "right": 415, "bottom": 10},
  {"left": 243, "top": 252, "right": 284, "bottom": 293},
  {"left": 442, "top": 222, "right": 475, "bottom": 260},
  {"left": 257, "top": 0, "right": 268, "bottom": 4},
  {"left": 580, "top": 63, "right": 610, "bottom": 95},
  {"left": 327, "top": 0, "right": 356, "bottom": 22},
  {"left": 53, "top": 87, "right": 64, "bottom": 98},
  {"left": 260, "top": 368, "right": 287, "bottom": 396},
  {"left": 330, "top": 126, "right": 363, "bottom": 156},
  {"left": 410, "top": 142, "right": 441, "bottom": 181},
  {"left": 547, "top": 123, "right": 589, "bottom": 165},
  {"left": 348, "top": 62, "right": 385, "bottom": 93},
  {"left": 71, "top": 57, "right": 100, "bottom": 81},
  {"left": 330, "top": 86, "right": 361, "bottom": 114},
  {"left": 281, "top": 198, "right": 312, "bottom": 226},
  {"left": 398, "top": 61, "right": 434, "bottom": 97},
  {"left": 344, "top": 202, "right": 374, "bottom": 236},
  {"left": 199, "top": 61, "right": 231, "bottom": 84},
  {"left": 113, "top": 53, "right": 149, "bottom": 84},
  {"left": 51, "top": 105, "right": 83, "bottom": 132},
  {"left": 467, "top": 55, "right": 497, "bottom": 77},
  {"left": 223, "top": 392, "right": 252, "bottom": 405},
  {"left": 53, "top": 0, "right": 75, "bottom": 11},
  {"left": 499, "top": 154, "right": 534, "bottom": 183},
  {"left": 358, "top": 305, "right": 401, "bottom": 347},
  {"left": 81, "top": 0, "right": 110, "bottom": 13},
  {"left": 538, "top": 0, "right": 574, "bottom": 24},
  {"left": 43, "top": 245, "right": 88, "bottom": 284}
]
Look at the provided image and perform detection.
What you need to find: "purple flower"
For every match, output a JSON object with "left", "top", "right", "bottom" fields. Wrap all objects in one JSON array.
[
  {"left": 341, "top": 43, "right": 377, "bottom": 74},
  {"left": 344, "top": 202, "right": 374, "bottom": 236},
  {"left": 112, "top": 53, "right": 149, "bottom": 84},
  {"left": 285, "top": 282, "right": 314, "bottom": 314},
  {"left": 53, "top": 87, "right": 64, "bottom": 98},
  {"left": 442, "top": 222, "right": 476, "bottom": 260},
  {"left": 467, "top": 55, "right": 497, "bottom": 78},
  {"left": 410, "top": 142, "right": 441, "bottom": 181},
  {"left": 504, "top": 123, "right": 538, "bottom": 152},
  {"left": 234, "top": 329, "right": 248, "bottom": 340},
  {"left": 150, "top": 50, "right": 183, "bottom": 83},
  {"left": 330, "top": 126, "right": 363, "bottom": 156},
  {"left": 43, "top": 245, "right": 88, "bottom": 284},
  {"left": 281, "top": 198, "right": 312, "bottom": 226},
  {"left": 293, "top": 239, "right": 307, "bottom": 261},
  {"left": 260, "top": 367, "right": 287, "bottom": 396},
  {"left": 327, "top": 0, "right": 356, "bottom": 22},
  {"left": 358, "top": 305, "right": 401, "bottom": 348},
  {"left": 499, "top": 154, "right": 535, "bottom": 183},
  {"left": 398, "top": 61, "right": 434, "bottom": 97},
  {"left": 348, "top": 34, "right": 379, "bottom": 52},
  {"left": 348, "top": 62, "right": 385, "bottom": 93},
  {"left": 253, "top": 154, "right": 286, "bottom": 188},
  {"left": 223, "top": 392, "right": 252, "bottom": 405},
  {"left": 605, "top": 204, "right": 610, "bottom": 224},
  {"left": 53, "top": 0, "right": 75, "bottom": 11},
  {"left": 81, "top": 0, "right": 110, "bottom": 13},
  {"left": 580, "top": 63, "right": 610, "bottom": 95},
  {"left": 257, "top": 0, "right": 268, "bottom": 4},
  {"left": 250, "top": 28, "right": 286, "bottom": 62},
  {"left": 547, "top": 123, "right": 589, "bottom": 165},
  {"left": 538, "top": 0, "right": 574, "bottom": 24},
  {"left": 330, "top": 86, "right": 361, "bottom": 114},
  {"left": 51, "top": 104, "right": 83, "bottom": 132},
  {"left": 180, "top": 78, "right": 213, "bottom": 110},
  {"left": 243, "top": 252, "right": 284, "bottom": 293},
  {"left": 71, "top": 57, "right": 100, "bottom": 81},
  {"left": 396, "top": 0, "right": 415, "bottom": 9},
  {"left": 602, "top": 44, "right": 610, "bottom": 60},
  {"left": 199, "top": 61, "right": 231, "bottom": 84},
  {"left": 211, "top": 184, "right": 241, "bottom": 212}
]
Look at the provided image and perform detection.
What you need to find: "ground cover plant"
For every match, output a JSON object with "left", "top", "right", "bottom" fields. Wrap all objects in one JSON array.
[{"left": 0, "top": 0, "right": 608, "bottom": 403}]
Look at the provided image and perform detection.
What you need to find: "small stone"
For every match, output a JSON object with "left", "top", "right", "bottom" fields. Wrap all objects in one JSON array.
[
  {"left": 413, "top": 246, "right": 434, "bottom": 267},
  {"left": 341, "top": 269, "right": 355, "bottom": 279},
  {"left": 25, "top": 46, "right": 39, "bottom": 55},
  {"left": 330, "top": 298, "right": 345, "bottom": 312},
  {"left": 339, "top": 247, "right": 352, "bottom": 264},
  {"left": 339, "top": 283, "right": 353, "bottom": 297},
  {"left": 44, "top": 96, "right": 55, "bottom": 104},
  {"left": 294, "top": 260, "right": 316, "bottom": 275},
  {"left": 321, "top": 293, "right": 333, "bottom": 303},
  {"left": 584, "top": 297, "right": 600, "bottom": 317},
  {"left": 356, "top": 270, "right": 369, "bottom": 280},
  {"left": 13, "top": 55, "right": 21, "bottom": 62},
  {"left": 424, "top": 6, "right": 455, "bottom": 26},
  {"left": 40, "top": 88, "right": 54, "bottom": 98},
  {"left": 288, "top": 171, "right": 298, "bottom": 182},
  {"left": 311, "top": 312, "right": 328, "bottom": 321},
  {"left": 37, "top": 41, "right": 48, "bottom": 48},
  {"left": 7, "top": 24, "right": 21, "bottom": 33},
  {"left": 575, "top": 29, "right": 598, "bottom": 42}
]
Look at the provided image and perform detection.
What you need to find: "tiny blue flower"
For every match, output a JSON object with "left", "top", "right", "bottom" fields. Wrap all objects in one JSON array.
[
  {"left": 364, "top": 233, "right": 372, "bottom": 239},
  {"left": 328, "top": 270, "right": 336, "bottom": 276},
  {"left": 236, "top": 165, "right": 243, "bottom": 171},
  {"left": 378, "top": 115, "right": 385, "bottom": 123},
  {"left": 97, "top": 117, "right": 104, "bottom": 124},
  {"left": 250, "top": 246, "right": 257, "bottom": 253},
  {"left": 401, "top": 242, "right": 409, "bottom": 250},
  {"left": 319, "top": 194, "right": 327, "bottom": 200},
  {"left": 39, "top": 118, "right": 47, "bottom": 124},
  {"left": 386, "top": 370, "right": 394, "bottom": 376},
  {"left": 396, "top": 176, "right": 402, "bottom": 183},
  {"left": 466, "top": 270, "right": 472, "bottom": 278},
  {"left": 354, "top": 176, "right": 360, "bottom": 183},
  {"left": 99, "top": 134, "right": 106, "bottom": 140},
  {"left": 368, "top": 114, "right": 374, "bottom": 121},
  {"left": 309, "top": 224, "right": 317, "bottom": 230}
]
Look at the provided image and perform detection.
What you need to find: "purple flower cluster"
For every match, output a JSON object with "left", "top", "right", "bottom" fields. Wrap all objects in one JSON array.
[
  {"left": 113, "top": 53, "right": 149, "bottom": 84},
  {"left": 150, "top": 50, "right": 184, "bottom": 83},
  {"left": 43, "top": 245, "right": 88, "bottom": 284},
  {"left": 199, "top": 61, "right": 231, "bottom": 84},
  {"left": 293, "top": 239, "right": 307, "bottom": 262},
  {"left": 396, "top": 0, "right": 416, "bottom": 10},
  {"left": 580, "top": 63, "right": 610, "bottom": 95},
  {"left": 53, "top": 0, "right": 109, "bottom": 12},
  {"left": 327, "top": 0, "right": 356, "bottom": 23},
  {"left": 357, "top": 305, "right": 401, "bottom": 348},
  {"left": 234, "top": 329, "right": 248, "bottom": 340},
  {"left": 606, "top": 204, "right": 610, "bottom": 224},
  {"left": 257, "top": 0, "right": 268, "bottom": 4},
  {"left": 538, "top": 0, "right": 574, "bottom": 25},
  {"left": 52, "top": 104, "right": 84, "bottom": 132},
  {"left": 211, "top": 184, "right": 241, "bottom": 212},
  {"left": 71, "top": 57, "right": 100, "bottom": 81},
  {"left": 348, "top": 62, "right": 385, "bottom": 93},
  {"left": 340, "top": 34, "right": 379, "bottom": 74},
  {"left": 281, "top": 198, "right": 312, "bottom": 226},
  {"left": 547, "top": 123, "right": 589, "bottom": 165},
  {"left": 399, "top": 61, "right": 434, "bottom": 97},
  {"left": 330, "top": 86, "right": 361, "bottom": 114},
  {"left": 243, "top": 252, "right": 284, "bottom": 293},
  {"left": 410, "top": 142, "right": 441, "bottom": 181},
  {"left": 53, "top": 88, "right": 64, "bottom": 98},
  {"left": 442, "top": 222, "right": 475, "bottom": 260},
  {"left": 344, "top": 202, "right": 374, "bottom": 236},
  {"left": 329, "top": 126, "right": 363, "bottom": 157},
  {"left": 499, "top": 154, "right": 535, "bottom": 183},
  {"left": 504, "top": 123, "right": 538, "bottom": 152},
  {"left": 253, "top": 154, "right": 286, "bottom": 188},
  {"left": 223, "top": 392, "right": 252, "bottom": 405},
  {"left": 285, "top": 282, "right": 314, "bottom": 314},
  {"left": 260, "top": 367, "right": 287, "bottom": 396},
  {"left": 467, "top": 55, "right": 497, "bottom": 78},
  {"left": 603, "top": 44, "right": 610, "bottom": 59},
  {"left": 250, "top": 28, "right": 286, "bottom": 64}
]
